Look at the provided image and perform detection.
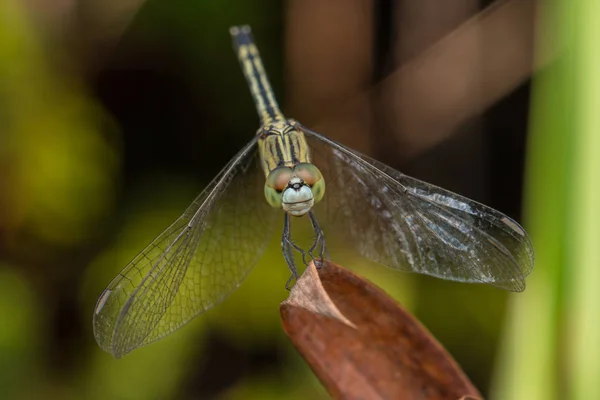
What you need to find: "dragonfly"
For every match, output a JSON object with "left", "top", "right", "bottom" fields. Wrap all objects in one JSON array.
[{"left": 93, "top": 25, "right": 534, "bottom": 358}]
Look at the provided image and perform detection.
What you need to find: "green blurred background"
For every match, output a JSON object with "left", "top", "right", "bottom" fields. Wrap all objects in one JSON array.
[{"left": 1, "top": 0, "right": 597, "bottom": 399}]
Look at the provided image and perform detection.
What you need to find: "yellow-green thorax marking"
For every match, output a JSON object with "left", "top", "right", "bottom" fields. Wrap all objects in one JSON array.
[
  {"left": 257, "top": 121, "right": 311, "bottom": 176},
  {"left": 230, "top": 25, "right": 325, "bottom": 216}
]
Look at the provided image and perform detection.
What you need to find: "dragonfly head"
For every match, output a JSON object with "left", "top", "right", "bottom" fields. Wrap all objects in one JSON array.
[{"left": 264, "top": 163, "right": 326, "bottom": 216}]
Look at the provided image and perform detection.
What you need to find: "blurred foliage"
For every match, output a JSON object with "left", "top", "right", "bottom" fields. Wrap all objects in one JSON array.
[
  {"left": 490, "top": 0, "right": 600, "bottom": 399},
  {"left": 0, "top": 0, "right": 595, "bottom": 399},
  {"left": 0, "top": 0, "right": 118, "bottom": 252},
  {"left": 0, "top": 267, "right": 41, "bottom": 400}
]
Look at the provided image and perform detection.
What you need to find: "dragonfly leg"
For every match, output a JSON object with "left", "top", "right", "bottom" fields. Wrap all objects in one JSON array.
[
  {"left": 307, "top": 211, "right": 328, "bottom": 269},
  {"left": 282, "top": 213, "right": 306, "bottom": 290}
]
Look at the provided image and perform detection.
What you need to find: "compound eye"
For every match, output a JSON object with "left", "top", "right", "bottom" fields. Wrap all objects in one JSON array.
[
  {"left": 293, "top": 163, "right": 325, "bottom": 203},
  {"left": 264, "top": 167, "right": 293, "bottom": 207},
  {"left": 293, "top": 163, "right": 323, "bottom": 186},
  {"left": 266, "top": 167, "right": 293, "bottom": 192}
]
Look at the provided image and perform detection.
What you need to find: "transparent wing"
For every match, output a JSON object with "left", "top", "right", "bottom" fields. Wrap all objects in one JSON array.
[
  {"left": 301, "top": 125, "right": 534, "bottom": 291},
  {"left": 93, "top": 137, "right": 278, "bottom": 358}
]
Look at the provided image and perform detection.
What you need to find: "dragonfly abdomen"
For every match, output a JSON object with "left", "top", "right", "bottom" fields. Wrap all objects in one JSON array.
[{"left": 230, "top": 26, "right": 285, "bottom": 126}]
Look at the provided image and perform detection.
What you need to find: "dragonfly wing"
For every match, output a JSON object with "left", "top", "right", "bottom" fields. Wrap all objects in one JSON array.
[
  {"left": 93, "top": 137, "right": 278, "bottom": 357},
  {"left": 302, "top": 125, "right": 534, "bottom": 292}
]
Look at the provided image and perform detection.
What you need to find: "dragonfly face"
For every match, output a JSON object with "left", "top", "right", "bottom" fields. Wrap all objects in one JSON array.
[
  {"left": 281, "top": 175, "right": 314, "bottom": 216},
  {"left": 264, "top": 163, "right": 325, "bottom": 216}
]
